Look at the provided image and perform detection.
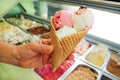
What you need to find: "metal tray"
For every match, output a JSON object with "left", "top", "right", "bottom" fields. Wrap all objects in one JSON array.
[
  {"left": 4, "top": 14, "right": 50, "bottom": 39},
  {"left": 75, "top": 43, "right": 110, "bottom": 71},
  {"left": 59, "top": 40, "right": 120, "bottom": 80}
]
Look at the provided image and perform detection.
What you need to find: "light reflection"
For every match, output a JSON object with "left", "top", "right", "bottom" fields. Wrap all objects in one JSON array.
[{"left": 88, "top": 9, "right": 120, "bottom": 44}]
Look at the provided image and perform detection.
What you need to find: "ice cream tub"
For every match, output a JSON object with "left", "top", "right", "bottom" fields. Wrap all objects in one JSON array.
[
  {"left": 5, "top": 15, "right": 44, "bottom": 30},
  {"left": 82, "top": 44, "right": 110, "bottom": 70},
  {"left": 73, "top": 39, "right": 94, "bottom": 59},
  {"left": 58, "top": 58, "right": 102, "bottom": 80},
  {"left": 103, "top": 50, "right": 120, "bottom": 80},
  {"left": 5, "top": 15, "right": 50, "bottom": 37},
  {"left": 0, "top": 22, "right": 39, "bottom": 45}
]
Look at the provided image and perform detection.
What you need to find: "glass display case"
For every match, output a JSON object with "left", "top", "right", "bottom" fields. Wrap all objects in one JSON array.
[{"left": 0, "top": 0, "right": 120, "bottom": 80}]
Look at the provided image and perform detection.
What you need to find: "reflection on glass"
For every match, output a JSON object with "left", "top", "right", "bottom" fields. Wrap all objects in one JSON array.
[
  {"left": 21, "top": 0, "right": 49, "bottom": 19},
  {"left": 33, "top": 1, "right": 48, "bottom": 19},
  {"left": 20, "top": 0, "right": 79, "bottom": 19},
  {"left": 20, "top": 0, "right": 35, "bottom": 15}
]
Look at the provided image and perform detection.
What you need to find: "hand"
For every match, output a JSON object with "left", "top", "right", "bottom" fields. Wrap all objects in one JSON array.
[
  {"left": 0, "top": 39, "right": 54, "bottom": 68},
  {"left": 17, "top": 39, "right": 54, "bottom": 68}
]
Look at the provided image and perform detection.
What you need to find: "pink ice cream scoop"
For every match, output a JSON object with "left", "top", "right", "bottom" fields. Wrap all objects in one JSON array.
[{"left": 53, "top": 10, "right": 73, "bottom": 29}]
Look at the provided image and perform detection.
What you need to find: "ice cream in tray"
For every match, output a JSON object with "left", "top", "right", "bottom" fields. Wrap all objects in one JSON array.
[
  {"left": 59, "top": 48, "right": 119, "bottom": 80},
  {"left": 75, "top": 43, "right": 109, "bottom": 68},
  {"left": 86, "top": 44, "right": 109, "bottom": 68},
  {"left": 65, "top": 65, "right": 98, "bottom": 80},
  {"left": 59, "top": 49, "right": 119, "bottom": 80},
  {"left": 107, "top": 52, "right": 120, "bottom": 78},
  {"left": 6, "top": 15, "right": 50, "bottom": 36},
  {"left": 73, "top": 39, "right": 91, "bottom": 56},
  {"left": 58, "top": 59, "right": 101, "bottom": 80},
  {"left": 0, "top": 22, "right": 39, "bottom": 45},
  {"left": 102, "top": 51, "right": 120, "bottom": 80}
]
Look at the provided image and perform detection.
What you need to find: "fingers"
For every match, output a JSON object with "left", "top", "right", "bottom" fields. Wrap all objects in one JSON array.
[
  {"left": 40, "top": 44, "right": 54, "bottom": 55},
  {"left": 39, "top": 39, "right": 51, "bottom": 45},
  {"left": 25, "top": 42, "right": 54, "bottom": 55},
  {"left": 16, "top": 42, "right": 53, "bottom": 61}
]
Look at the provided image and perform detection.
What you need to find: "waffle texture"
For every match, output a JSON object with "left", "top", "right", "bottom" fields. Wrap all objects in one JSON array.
[
  {"left": 50, "top": 16, "right": 88, "bottom": 72},
  {"left": 40, "top": 32, "right": 50, "bottom": 39}
]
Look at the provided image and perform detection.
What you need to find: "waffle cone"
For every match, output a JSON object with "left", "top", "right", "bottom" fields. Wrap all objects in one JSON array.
[
  {"left": 40, "top": 32, "right": 50, "bottom": 39},
  {"left": 50, "top": 16, "right": 88, "bottom": 72}
]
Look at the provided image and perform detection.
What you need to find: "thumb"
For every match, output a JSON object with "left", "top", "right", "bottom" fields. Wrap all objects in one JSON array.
[{"left": 28, "top": 43, "right": 54, "bottom": 55}]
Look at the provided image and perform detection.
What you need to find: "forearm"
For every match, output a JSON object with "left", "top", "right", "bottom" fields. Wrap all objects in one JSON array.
[{"left": 0, "top": 41, "right": 19, "bottom": 66}]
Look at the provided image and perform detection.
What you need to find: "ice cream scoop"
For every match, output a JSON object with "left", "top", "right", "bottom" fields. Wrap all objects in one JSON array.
[
  {"left": 53, "top": 10, "right": 73, "bottom": 30},
  {"left": 73, "top": 5, "right": 94, "bottom": 31}
]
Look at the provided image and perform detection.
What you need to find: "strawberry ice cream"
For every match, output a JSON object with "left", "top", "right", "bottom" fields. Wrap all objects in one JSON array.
[
  {"left": 73, "top": 5, "right": 94, "bottom": 31},
  {"left": 53, "top": 10, "right": 73, "bottom": 29},
  {"left": 34, "top": 60, "right": 75, "bottom": 80},
  {"left": 74, "top": 39, "right": 90, "bottom": 56}
]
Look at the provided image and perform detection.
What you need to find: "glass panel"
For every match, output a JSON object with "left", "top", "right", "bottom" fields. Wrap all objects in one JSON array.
[
  {"left": 89, "top": 0, "right": 120, "bottom": 6},
  {"left": 20, "top": 0, "right": 48, "bottom": 19},
  {"left": 5, "top": 5, "right": 23, "bottom": 16},
  {"left": 0, "top": 0, "right": 20, "bottom": 19},
  {"left": 20, "top": 0, "right": 120, "bottom": 44},
  {"left": 20, "top": 0, "right": 78, "bottom": 19},
  {"left": 20, "top": 0, "right": 36, "bottom": 16},
  {"left": 106, "top": 0, "right": 120, "bottom": 2}
]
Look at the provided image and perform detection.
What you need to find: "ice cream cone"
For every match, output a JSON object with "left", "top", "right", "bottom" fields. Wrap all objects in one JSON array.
[
  {"left": 40, "top": 32, "right": 50, "bottom": 39},
  {"left": 50, "top": 16, "right": 88, "bottom": 72}
]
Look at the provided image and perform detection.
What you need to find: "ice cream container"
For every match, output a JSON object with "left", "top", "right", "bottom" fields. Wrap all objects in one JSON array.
[
  {"left": 6, "top": 15, "right": 43, "bottom": 30},
  {"left": 74, "top": 42, "right": 95, "bottom": 59},
  {"left": 58, "top": 58, "right": 102, "bottom": 80},
  {"left": 0, "top": 22, "right": 39, "bottom": 45},
  {"left": 103, "top": 50, "right": 120, "bottom": 80},
  {"left": 73, "top": 39, "right": 93, "bottom": 57},
  {"left": 58, "top": 43, "right": 120, "bottom": 80},
  {"left": 84, "top": 44, "right": 110, "bottom": 70}
]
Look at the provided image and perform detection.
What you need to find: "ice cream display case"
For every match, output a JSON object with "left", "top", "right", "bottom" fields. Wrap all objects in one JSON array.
[{"left": 0, "top": 0, "right": 120, "bottom": 80}]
